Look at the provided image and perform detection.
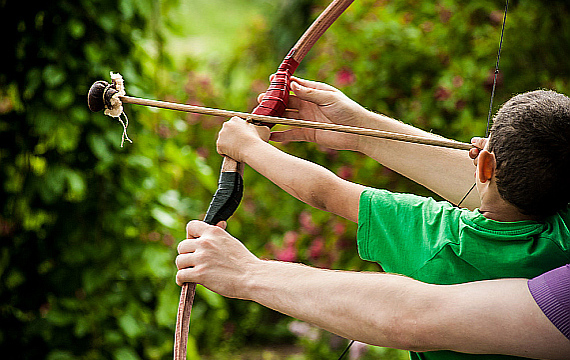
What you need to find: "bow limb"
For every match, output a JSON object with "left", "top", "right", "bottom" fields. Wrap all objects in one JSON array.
[
  {"left": 174, "top": 1, "right": 353, "bottom": 359},
  {"left": 254, "top": 0, "right": 355, "bottom": 122},
  {"left": 174, "top": 157, "right": 243, "bottom": 360}
]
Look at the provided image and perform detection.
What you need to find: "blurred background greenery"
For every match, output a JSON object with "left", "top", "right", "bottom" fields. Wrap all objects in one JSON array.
[{"left": 1, "top": 0, "right": 569, "bottom": 359}]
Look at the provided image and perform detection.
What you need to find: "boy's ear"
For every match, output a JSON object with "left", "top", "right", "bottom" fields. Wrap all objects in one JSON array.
[{"left": 477, "top": 150, "right": 496, "bottom": 183}]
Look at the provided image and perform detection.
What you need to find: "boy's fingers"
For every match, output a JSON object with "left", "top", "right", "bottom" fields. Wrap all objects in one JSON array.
[
  {"left": 470, "top": 137, "right": 488, "bottom": 149},
  {"left": 469, "top": 147, "right": 481, "bottom": 160},
  {"left": 291, "top": 76, "right": 337, "bottom": 92},
  {"left": 176, "top": 268, "right": 195, "bottom": 286},
  {"left": 291, "top": 81, "right": 336, "bottom": 106},
  {"left": 175, "top": 253, "right": 196, "bottom": 270},
  {"left": 469, "top": 137, "right": 488, "bottom": 160},
  {"left": 284, "top": 94, "right": 304, "bottom": 111},
  {"left": 177, "top": 238, "right": 198, "bottom": 255}
]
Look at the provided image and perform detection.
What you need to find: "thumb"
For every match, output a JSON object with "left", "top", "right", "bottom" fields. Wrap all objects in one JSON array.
[
  {"left": 270, "top": 128, "right": 313, "bottom": 143},
  {"left": 291, "top": 81, "right": 336, "bottom": 106},
  {"left": 216, "top": 221, "right": 227, "bottom": 230}
]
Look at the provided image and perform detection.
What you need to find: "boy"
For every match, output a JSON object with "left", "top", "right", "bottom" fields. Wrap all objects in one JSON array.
[{"left": 212, "top": 81, "right": 570, "bottom": 359}]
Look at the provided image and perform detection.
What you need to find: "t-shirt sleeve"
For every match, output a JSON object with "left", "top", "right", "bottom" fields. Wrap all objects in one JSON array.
[
  {"left": 527, "top": 264, "right": 570, "bottom": 340},
  {"left": 357, "top": 188, "right": 461, "bottom": 275}
]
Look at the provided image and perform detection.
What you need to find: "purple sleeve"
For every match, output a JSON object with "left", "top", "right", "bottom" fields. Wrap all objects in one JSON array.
[{"left": 527, "top": 264, "right": 570, "bottom": 340}]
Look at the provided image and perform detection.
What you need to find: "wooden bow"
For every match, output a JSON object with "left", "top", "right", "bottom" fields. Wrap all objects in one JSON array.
[{"left": 173, "top": 1, "right": 355, "bottom": 359}]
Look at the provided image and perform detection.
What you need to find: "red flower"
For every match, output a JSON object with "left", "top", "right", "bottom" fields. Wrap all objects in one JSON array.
[
  {"left": 333, "top": 222, "right": 346, "bottom": 236},
  {"left": 335, "top": 68, "right": 356, "bottom": 87},
  {"left": 337, "top": 165, "right": 353, "bottom": 180},
  {"left": 434, "top": 86, "right": 452, "bottom": 101},
  {"left": 284, "top": 231, "right": 298, "bottom": 247},
  {"left": 276, "top": 246, "right": 297, "bottom": 262},
  {"left": 309, "top": 237, "right": 325, "bottom": 260}
]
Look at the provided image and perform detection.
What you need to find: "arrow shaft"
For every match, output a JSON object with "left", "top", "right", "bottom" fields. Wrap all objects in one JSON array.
[{"left": 120, "top": 95, "right": 472, "bottom": 150}]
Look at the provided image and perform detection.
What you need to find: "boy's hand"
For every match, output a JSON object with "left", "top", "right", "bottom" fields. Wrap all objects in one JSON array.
[
  {"left": 267, "top": 77, "right": 365, "bottom": 151},
  {"left": 469, "top": 137, "right": 488, "bottom": 165},
  {"left": 216, "top": 117, "right": 270, "bottom": 162},
  {"left": 176, "top": 220, "right": 260, "bottom": 299}
]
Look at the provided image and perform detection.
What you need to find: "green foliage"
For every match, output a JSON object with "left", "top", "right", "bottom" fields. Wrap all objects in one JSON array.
[
  {"left": 1, "top": 0, "right": 189, "bottom": 358},
  {"left": 2, "top": 0, "right": 570, "bottom": 359}
]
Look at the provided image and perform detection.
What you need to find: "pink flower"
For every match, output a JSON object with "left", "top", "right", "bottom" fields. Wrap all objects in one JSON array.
[
  {"left": 283, "top": 231, "right": 298, "bottom": 247},
  {"left": 276, "top": 246, "right": 297, "bottom": 262},
  {"left": 299, "top": 211, "right": 319, "bottom": 235},
  {"left": 309, "top": 237, "right": 325, "bottom": 260},
  {"left": 489, "top": 10, "right": 504, "bottom": 25},
  {"left": 337, "top": 166, "right": 353, "bottom": 180},
  {"left": 434, "top": 86, "right": 452, "bottom": 101},
  {"left": 335, "top": 68, "right": 356, "bottom": 87},
  {"left": 453, "top": 75, "right": 464, "bottom": 88},
  {"left": 148, "top": 231, "right": 161, "bottom": 242},
  {"left": 333, "top": 222, "right": 346, "bottom": 236}
]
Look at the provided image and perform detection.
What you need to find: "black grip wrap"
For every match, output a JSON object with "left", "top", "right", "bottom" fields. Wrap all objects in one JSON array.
[{"left": 203, "top": 171, "right": 244, "bottom": 225}]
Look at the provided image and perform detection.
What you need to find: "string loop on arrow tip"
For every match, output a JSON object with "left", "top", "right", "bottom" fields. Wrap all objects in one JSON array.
[{"left": 103, "top": 72, "right": 132, "bottom": 147}]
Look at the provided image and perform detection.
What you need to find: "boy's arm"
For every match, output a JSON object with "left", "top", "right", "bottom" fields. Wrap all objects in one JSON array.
[
  {"left": 177, "top": 221, "right": 570, "bottom": 359},
  {"left": 271, "top": 78, "right": 480, "bottom": 209},
  {"left": 217, "top": 117, "right": 365, "bottom": 222},
  {"left": 354, "top": 113, "right": 479, "bottom": 208}
]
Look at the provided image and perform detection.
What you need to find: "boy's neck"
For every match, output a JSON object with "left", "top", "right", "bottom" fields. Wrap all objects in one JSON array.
[
  {"left": 478, "top": 181, "right": 539, "bottom": 222},
  {"left": 479, "top": 202, "right": 538, "bottom": 222}
]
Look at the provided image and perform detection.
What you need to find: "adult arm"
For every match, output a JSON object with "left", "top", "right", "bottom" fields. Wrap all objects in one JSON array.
[
  {"left": 177, "top": 221, "right": 570, "bottom": 359},
  {"left": 270, "top": 77, "right": 480, "bottom": 209}
]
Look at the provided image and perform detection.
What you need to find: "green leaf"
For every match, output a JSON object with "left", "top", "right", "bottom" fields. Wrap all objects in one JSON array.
[
  {"left": 117, "top": 314, "right": 142, "bottom": 339},
  {"left": 87, "top": 133, "right": 113, "bottom": 162},
  {"left": 151, "top": 207, "right": 177, "bottom": 228},
  {"left": 113, "top": 347, "right": 141, "bottom": 360},
  {"left": 46, "top": 350, "right": 75, "bottom": 360},
  {"left": 42, "top": 65, "right": 66, "bottom": 88},
  {"left": 44, "top": 85, "right": 75, "bottom": 109},
  {"left": 68, "top": 18, "right": 85, "bottom": 39}
]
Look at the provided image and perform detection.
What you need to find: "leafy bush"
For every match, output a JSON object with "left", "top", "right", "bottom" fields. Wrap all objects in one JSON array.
[{"left": 2, "top": 0, "right": 569, "bottom": 359}]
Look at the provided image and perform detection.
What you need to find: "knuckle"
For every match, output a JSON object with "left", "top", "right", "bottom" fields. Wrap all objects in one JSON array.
[
  {"left": 200, "top": 237, "right": 215, "bottom": 250},
  {"left": 192, "top": 265, "right": 205, "bottom": 280}
]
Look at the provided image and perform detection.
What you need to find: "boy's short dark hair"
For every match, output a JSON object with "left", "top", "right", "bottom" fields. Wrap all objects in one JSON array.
[{"left": 488, "top": 90, "right": 570, "bottom": 218}]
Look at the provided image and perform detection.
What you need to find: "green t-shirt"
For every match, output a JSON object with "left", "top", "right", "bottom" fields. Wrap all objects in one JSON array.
[{"left": 357, "top": 188, "right": 570, "bottom": 360}]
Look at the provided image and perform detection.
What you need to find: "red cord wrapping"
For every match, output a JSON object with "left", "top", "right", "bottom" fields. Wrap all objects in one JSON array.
[{"left": 251, "top": 50, "right": 300, "bottom": 122}]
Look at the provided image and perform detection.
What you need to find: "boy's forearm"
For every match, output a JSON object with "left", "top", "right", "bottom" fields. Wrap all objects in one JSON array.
[
  {"left": 241, "top": 139, "right": 362, "bottom": 221},
  {"left": 356, "top": 111, "right": 479, "bottom": 208}
]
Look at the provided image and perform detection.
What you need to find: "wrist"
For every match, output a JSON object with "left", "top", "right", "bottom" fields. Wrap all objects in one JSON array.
[
  {"left": 240, "top": 136, "right": 271, "bottom": 164},
  {"left": 241, "top": 258, "right": 276, "bottom": 302},
  {"left": 351, "top": 110, "right": 383, "bottom": 152}
]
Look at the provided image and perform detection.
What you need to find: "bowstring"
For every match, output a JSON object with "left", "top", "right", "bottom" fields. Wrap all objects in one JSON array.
[
  {"left": 457, "top": 0, "right": 509, "bottom": 208},
  {"left": 337, "top": 339, "right": 354, "bottom": 360}
]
